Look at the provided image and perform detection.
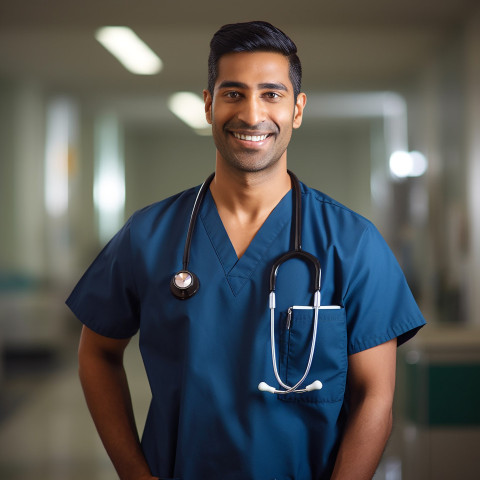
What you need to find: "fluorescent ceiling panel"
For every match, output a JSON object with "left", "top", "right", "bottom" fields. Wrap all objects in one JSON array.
[
  {"left": 168, "top": 91, "right": 211, "bottom": 135},
  {"left": 95, "top": 26, "right": 163, "bottom": 75}
]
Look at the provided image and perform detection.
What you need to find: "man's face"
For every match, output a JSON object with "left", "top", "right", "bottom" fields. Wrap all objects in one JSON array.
[{"left": 204, "top": 52, "right": 306, "bottom": 174}]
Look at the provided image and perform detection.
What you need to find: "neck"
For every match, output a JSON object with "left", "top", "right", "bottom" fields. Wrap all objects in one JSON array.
[
  {"left": 210, "top": 161, "right": 291, "bottom": 221},
  {"left": 209, "top": 159, "right": 292, "bottom": 258}
]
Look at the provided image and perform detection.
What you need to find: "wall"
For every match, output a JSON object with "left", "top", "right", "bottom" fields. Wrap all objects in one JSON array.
[
  {"left": 0, "top": 82, "right": 46, "bottom": 278},
  {"left": 400, "top": 5, "right": 480, "bottom": 326},
  {"left": 465, "top": 8, "right": 480, "bottom": 327}
]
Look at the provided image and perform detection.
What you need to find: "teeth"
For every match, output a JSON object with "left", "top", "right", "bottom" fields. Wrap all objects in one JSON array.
[{"left": 233, "top": 133, "right": 268, "bottom": 142}]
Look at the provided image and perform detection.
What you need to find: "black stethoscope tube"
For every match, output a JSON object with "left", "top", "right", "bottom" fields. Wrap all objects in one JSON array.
[
  {"left": 269, "top": 171, "right": 320, "bottom": 292},
  {"left": 171, "top": 170, "right": 321, "bottom": 302},
  {"left": 182, "top": 172, "right": 215, "bottom": 271}
]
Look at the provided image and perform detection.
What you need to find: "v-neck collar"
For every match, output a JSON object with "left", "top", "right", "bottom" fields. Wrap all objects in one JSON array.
[{"left": 200, "top": 188, "right": 292, "bottom": 296}]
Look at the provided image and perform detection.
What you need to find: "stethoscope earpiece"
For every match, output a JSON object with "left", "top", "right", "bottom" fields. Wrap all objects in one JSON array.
[
  {"left": 170, "top": 270, "right": 200, "bottom": 300},
  {"left": 258, "top": 380, "right": 322, "bottom": 394}
]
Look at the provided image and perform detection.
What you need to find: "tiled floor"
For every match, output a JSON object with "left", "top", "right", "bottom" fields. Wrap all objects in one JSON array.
[{"left": 0, "top": 332, "right": 150, "bottom": 480}]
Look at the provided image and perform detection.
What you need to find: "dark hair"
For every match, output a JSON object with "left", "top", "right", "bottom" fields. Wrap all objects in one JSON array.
[{"left": 207, "top": 21, "right": 302, "bottom": 99}]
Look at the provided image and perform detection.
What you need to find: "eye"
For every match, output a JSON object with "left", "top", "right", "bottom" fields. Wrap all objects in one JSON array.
[
  {"left": 225, "top": 91, "right": 241, "bottom": 99},
  {"left": 263, "top": 92, "right": 281, "bottom": 100}
]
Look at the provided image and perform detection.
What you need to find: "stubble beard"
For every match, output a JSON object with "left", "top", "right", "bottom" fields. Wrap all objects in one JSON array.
[{"left": 214, "top": 129, "right": 292, "bottom": 175}]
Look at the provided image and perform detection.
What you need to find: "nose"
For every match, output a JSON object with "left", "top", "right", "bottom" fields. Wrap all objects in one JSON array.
[{"left": 236, "top": 95, "right": 266, "bottom": 127}]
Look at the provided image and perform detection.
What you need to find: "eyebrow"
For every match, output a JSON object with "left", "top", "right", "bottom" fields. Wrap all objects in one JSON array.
[{"left": 217, "top": 81, "right": 289, "bottom": 92}]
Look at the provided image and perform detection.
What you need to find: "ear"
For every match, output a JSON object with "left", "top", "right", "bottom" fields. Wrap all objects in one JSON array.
[
  {"left": 203, "top": 89, "right": 213, "bottom": 125},
  {"left": 293, "top": 92, "right": 307, "bottom": 129}
]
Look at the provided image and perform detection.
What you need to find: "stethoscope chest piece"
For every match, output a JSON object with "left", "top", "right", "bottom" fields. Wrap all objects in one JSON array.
[{"left": 170, "top": 270, "right": 200, "bottom": 299}]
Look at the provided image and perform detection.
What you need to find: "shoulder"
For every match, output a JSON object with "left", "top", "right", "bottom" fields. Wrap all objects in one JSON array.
[
  {"left": 128, "top": 185, "right": 199, "bottom": 230},
  {"left": 300, "top": 182, "right": 377, "bottom": 236}
]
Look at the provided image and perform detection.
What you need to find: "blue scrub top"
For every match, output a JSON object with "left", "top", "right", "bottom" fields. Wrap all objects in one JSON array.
[{"left": 67, "top": 180, "right": 425, "bottom": 480}]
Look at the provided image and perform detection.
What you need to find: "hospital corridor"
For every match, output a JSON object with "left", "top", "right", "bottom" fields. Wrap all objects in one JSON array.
[{"left": 2, "top": 1, "right": 480, "bottom": 479}]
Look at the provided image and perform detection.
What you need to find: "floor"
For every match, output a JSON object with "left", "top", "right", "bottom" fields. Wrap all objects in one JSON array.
[{"left": 0, "top": 327, "right": 150, "bottom": 480}]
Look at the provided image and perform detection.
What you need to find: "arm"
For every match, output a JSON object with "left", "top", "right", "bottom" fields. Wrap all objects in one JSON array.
[
  {"left": 78, "top": 325, "right": 158, "bottom": 480},
  {"left": 330, "top": 338, "right": 397, "bottom": 480}
]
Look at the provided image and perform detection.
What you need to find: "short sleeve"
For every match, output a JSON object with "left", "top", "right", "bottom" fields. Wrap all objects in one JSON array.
[
  {"left": 344, "top": 224, "right": 426, "bottom": 355},
  {"left": 66, "top": 216, "right": 140, "bottom": 339}
]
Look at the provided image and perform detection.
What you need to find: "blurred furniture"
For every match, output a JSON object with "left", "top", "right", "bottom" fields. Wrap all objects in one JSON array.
[
  {"left": 401, "top": 325, "right": 480, "bottom": 480},
  {"left": 0, "top": 273, "right": 68, "bottom": 357}
]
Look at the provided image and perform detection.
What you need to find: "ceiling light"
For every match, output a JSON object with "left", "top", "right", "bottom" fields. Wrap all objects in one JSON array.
[
  {"left": 389, "top": 150, "right": 428, "bottom": 178},
  {"left": 168, "top": 92, "right": 211, "bottom": 135},
  {"left": 95, "top": 26, "right": 162, "bottom": 75}
]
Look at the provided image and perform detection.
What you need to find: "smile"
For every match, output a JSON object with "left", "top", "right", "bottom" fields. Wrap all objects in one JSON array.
[{"left": 232, "top": 132, "right": 269, "bottom": 142}]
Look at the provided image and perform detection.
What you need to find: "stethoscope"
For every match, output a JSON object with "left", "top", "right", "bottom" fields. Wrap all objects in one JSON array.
[{"left": 170, "top": 171, "right": 323, "bottom": 395}]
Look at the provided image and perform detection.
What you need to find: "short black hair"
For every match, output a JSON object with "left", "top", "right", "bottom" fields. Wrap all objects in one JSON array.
[{"left": 207, "top": 21, "right": 302, "bottom": 99}]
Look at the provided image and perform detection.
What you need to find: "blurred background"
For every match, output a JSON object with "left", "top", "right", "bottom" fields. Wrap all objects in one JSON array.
[{"left": 1, "top": 0, "right": 480, "bottom": 478}]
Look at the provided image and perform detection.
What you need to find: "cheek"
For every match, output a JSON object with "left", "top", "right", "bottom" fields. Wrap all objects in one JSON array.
[
  {"left": 277, "top": 112, "right": 296, "bottom": 132},
  {"left": 274, "top": 105, "right": 296, "bottom": 123},
  {"left": 210, "top": 107, "right": 230, "bottom": 129}
]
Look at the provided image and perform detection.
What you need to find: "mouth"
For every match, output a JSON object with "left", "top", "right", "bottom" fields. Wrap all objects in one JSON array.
[{"left": 232, "top": 132, "right": 271, "bottom": 142}]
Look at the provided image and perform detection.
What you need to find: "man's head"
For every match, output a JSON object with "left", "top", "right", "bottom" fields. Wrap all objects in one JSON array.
[
  {"left": 207, "top": 21, "right": 302, "bottom": 100},
  {"left": 204, "top": 22, "right": 306, "bottom": 175}
]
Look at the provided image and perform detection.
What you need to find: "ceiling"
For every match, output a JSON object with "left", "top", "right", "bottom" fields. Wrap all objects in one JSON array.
[{"left": 0, "top": 0, "right": 477, "bottom": 123}]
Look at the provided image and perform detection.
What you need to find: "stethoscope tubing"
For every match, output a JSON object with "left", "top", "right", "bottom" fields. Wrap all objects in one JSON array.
[
  {"left": 263, "top": 171, "right": 323, "bottom": 395},
  {"left": 171, "top": 170, "right": 323, "bottom": 394},
  {"left": 182, "top": 173, "right": 215, "bottom": 270},
  {"left": 269, "top": 250, "right": 321, "bottom": 292}
]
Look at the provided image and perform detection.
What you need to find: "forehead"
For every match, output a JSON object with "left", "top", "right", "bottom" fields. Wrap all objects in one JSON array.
[{"left": 215, "top": 51, "right": 291, "bottom": 91}]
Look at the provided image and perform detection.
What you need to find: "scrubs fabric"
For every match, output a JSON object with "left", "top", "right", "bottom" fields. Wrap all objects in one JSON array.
[{"left": 67, "top": 181, "right": 426, "bottom": 480}]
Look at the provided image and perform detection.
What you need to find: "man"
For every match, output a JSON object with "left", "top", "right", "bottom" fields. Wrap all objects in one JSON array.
[{"left": 67, "top": 21, "right": 425, "bottom": 480}]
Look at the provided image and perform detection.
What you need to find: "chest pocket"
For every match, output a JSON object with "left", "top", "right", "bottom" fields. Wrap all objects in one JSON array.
[{"left": 278, "top": 307, "right": 347, "bottom": 403}]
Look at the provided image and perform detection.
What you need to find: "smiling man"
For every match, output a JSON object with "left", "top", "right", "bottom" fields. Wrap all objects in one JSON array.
[{"left": 67, "top": 21, "right": 425, "bottom": 480}]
